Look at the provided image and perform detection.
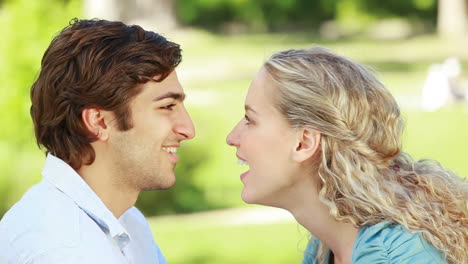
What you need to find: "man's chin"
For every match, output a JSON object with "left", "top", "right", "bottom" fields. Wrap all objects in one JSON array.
[{"left": 141, "top": 178, "right": 176, "bottom": 191}]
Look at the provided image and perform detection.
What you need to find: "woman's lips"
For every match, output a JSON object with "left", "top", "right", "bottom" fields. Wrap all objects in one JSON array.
[{"left": 240, "top": 170, "right": 250, "bottom": 181}]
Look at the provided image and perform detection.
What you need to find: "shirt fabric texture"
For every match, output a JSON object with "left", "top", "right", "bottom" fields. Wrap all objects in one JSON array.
[
  {"left": 302, "top": 221, "right": 446, "bottom": 264},
  {"left": 0, "top": 154, "right": 167, "bottom": 264}
]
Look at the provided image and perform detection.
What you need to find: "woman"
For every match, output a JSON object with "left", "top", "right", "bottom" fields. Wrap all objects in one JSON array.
[{"left": 226, "top": 47, "right": 467, "bottom": 264}]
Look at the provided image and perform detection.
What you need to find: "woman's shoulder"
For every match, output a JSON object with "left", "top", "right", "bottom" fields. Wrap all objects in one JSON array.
[
  {"left": 352, "top": 221, "right": 446, "bottom": 263},
  {"left": 302, "top": 236, "right": 320, "bottom": 264}
]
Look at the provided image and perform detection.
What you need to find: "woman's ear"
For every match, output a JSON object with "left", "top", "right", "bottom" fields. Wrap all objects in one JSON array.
[
  {"left": 81, "top": 108, "right": 110, "bottom": 141},
  {"left": 292, "top": 128, "right": 321, "bottom": 163}
]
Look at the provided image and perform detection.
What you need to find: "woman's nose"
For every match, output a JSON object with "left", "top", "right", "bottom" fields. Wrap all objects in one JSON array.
[{"left": 226, "top": 121, "right": 242, "bottom": 147}]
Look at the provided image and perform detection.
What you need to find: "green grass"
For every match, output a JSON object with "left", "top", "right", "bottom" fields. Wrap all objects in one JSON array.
[
  {"left": 404, "top": 104, "right": 468, "bottom": 177},
  {"left": 149, "top": 207, "right": 309, "bottom": 264}
]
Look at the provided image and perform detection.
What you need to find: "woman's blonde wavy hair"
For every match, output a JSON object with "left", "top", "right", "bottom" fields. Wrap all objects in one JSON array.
[{"left": 264, "top": 47, "right": 468, "bottom": 264}]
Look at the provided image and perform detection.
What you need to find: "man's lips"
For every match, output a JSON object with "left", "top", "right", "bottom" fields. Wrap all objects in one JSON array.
[{"left": 163, "top": 146, "right": 179, "bottom": 163}]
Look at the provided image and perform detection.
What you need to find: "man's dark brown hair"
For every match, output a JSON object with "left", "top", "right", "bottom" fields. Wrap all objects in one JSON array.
[{"left": 30, "top": 18, "right": 182, "bottom": 169}]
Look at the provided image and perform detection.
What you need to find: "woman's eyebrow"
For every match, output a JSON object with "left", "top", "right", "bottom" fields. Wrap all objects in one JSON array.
[{"left": 245, "top": 104, "right": 257, "bottom": 114}]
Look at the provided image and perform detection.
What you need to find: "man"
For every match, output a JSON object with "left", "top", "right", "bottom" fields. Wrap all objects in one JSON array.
[{"left": 0, "top": 18, "right": 195, "bottom": 263}]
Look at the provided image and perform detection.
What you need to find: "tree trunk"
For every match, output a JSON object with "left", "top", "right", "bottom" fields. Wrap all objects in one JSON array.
[
  {"left": 84, "top": 0, "right": 122, "bottom": 21},
  {"left": 438, "top": 0, "right": 468, "bottom": 38},
  {"left": 84, "top": 0, "right": 177, "bottom": 31}
]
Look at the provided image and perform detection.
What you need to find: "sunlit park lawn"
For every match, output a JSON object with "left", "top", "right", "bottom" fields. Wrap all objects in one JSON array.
[
  {"left": 141, "top": 30, "right": 468, "bottom": 263},
  {"left": 149, "top": 206, "right": 309, "bottom": 264}
]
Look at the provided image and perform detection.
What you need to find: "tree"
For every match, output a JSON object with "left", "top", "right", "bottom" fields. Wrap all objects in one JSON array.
[
  {"left": 84, "top": 0, "right": 177, "bottom": 30},
  {"left": 438, "top": 0, "right": 468, "bottom": 37}
]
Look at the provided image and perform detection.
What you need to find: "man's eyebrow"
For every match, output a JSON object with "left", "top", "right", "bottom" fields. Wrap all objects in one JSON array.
[
  {"left": 245, "top": 104, "right": 257, "bottom": 114},
  {"left": 153, "top": 92, "right": 186, "bottom": 102}
]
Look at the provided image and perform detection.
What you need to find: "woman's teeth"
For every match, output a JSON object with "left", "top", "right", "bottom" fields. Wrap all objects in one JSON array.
[
  {"left": 163, "top": 147, "right": 177, "bottom": 154},
  {"left": 237, "top": 159, "right": 248, "bottom": 165}
]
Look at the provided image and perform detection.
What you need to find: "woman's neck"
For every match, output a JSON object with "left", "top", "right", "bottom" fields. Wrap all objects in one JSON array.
[{"left": 285, "top": 183, "right": 359, "bottom": 264}]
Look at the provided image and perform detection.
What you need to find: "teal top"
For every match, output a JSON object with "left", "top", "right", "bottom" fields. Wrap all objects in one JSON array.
[{"left": 302, "top": 222, "right": 446, "bottom": 264}]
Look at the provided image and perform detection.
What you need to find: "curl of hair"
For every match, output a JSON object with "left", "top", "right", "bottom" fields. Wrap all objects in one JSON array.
[
  {"left": 264, "top": 47, "right": 468, "bottom": 264},
  {"left": 30, "top": 18, "right": 182, "bottom": 169}
]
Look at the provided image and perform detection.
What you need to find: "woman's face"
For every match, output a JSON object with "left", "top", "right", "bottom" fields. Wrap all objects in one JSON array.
[{"left": 226, "top": 68, "right": 305, "bottom": 207}]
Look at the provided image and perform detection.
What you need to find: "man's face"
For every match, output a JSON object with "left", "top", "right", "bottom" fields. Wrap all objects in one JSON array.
[{"left": 107, "top": 71, "right": 195, "bottom": 191}]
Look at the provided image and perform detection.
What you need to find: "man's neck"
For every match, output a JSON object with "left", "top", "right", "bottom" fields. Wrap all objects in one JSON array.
[{"left": 77, "top": 158, "right": 139, "bottom": 219}]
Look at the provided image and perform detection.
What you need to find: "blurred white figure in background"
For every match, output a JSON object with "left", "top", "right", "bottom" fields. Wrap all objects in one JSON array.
[
  {"left": 421, "top": 57, "right": 465, "bottom": 111},
  {"left": 420, "top": 63, "right": 451, "bottom": 111}
]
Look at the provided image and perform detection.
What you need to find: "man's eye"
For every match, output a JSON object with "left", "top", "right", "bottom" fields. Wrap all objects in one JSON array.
[{"left": 161, "top": 104, "right": 176, "bottom": 110}]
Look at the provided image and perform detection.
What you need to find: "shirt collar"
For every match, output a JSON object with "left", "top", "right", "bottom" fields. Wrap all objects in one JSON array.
[{"left": 42, "top": 153, "right": 130, "bottom": 239}]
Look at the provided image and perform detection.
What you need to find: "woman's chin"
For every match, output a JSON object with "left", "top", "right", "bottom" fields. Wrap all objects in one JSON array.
[
  {"left": 241, "top": 189, "right": 257, "bottom": 204},
  {"left": 241, "top": 189, "right": 269, "bottom": 206}
]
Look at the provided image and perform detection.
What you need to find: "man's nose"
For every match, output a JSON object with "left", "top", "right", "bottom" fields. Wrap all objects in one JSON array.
[{"left": 176, "top": 107, "right": 196, "bottom": 140}]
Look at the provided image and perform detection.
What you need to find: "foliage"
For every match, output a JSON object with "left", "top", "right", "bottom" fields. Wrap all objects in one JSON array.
[
  {"left": 176, "top": 0, "right": 335, "bottom": 32},
  {"left": 176, "top": 0, "right": 438, "bottom": 33},
  {"left": 0, "top": 0, "right": 82, "bottom": 216}
]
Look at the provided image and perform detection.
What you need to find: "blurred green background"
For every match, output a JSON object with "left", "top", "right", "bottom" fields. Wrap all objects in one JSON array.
[{"left": 1, "top": 0, "right": 467, "bottom": 263}]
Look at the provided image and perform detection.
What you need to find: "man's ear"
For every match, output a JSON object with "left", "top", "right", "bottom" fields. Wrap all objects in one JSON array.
[
  {"left": 292, "top": 128, "right": 321, "bottom": 163},
  {"left": 81, "top": 108, "right": 110, "bottom": 141}
]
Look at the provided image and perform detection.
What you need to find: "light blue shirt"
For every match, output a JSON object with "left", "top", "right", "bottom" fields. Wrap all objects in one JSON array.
[
  {"left": 0, "top": 154, "right": 167, "bottom": 264},
  {"left": 302, "top": 222, "right": 446, "bottom": 264}
]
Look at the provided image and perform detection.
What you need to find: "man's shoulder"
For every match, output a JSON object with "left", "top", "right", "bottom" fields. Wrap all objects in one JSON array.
[
  {"left": 0, "top": 181, "right": 82, "bottom": 261},
  {"left": 1, "top": 180, "right": 80, "bottom": 229},
  {"left": 0, "top": 243, "right": 125, "bottom": 264}
]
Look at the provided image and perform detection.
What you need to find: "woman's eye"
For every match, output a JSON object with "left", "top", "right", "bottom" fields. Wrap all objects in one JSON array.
[
  {"left": 244, "top": 114, "right": 252, "bottom": 125},
  {"left": 161, "top": 104, "right": 176, "bottom": 110}
]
